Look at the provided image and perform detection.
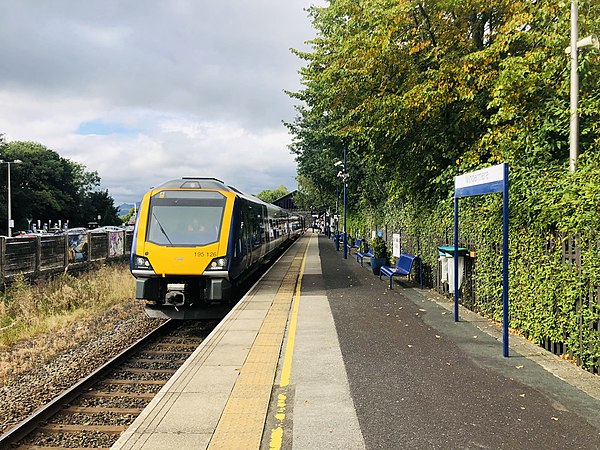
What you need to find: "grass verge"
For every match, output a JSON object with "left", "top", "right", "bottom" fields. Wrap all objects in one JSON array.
[{"left": 0, "top": 262, "right": 137, "bottom": 385}]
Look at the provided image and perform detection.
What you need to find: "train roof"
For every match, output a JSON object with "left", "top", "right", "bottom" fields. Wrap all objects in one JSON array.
[
  {"left": 152, "top": 177, "right": 285, "bottom": 211},
  {"left": 154, "top": 177, "right": 230, "bottom": 190}
]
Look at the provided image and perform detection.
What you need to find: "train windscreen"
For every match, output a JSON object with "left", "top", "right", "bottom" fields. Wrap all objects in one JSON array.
[{"left": 146, "top": 191, "right": 226, "bottom": 246}]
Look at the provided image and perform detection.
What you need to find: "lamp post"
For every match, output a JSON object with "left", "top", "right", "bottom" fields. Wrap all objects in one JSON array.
[
  {"left": 336, "top": 185, "right": 339, "bottom": 239},
  {"left": 567, "top": 0, "right": 599, "bottom": 173},
  {"left": 335, "top": 149, "right": 348, "bottom": 259},
  {"left": 0, "top": 159, "right": 23, "bottom": 237}
]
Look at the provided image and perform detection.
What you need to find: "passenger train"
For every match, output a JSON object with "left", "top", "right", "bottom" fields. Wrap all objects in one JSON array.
[{"left": 130, "top": 177, "right": 303, "bottom": 319}]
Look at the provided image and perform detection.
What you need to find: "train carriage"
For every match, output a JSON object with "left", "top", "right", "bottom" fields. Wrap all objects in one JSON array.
[{"left": 130, "top": 177, "right": 303, "bottom": 319}]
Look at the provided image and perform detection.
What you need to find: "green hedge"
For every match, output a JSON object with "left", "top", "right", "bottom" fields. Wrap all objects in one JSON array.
[{"left": 350, "top": 158, "right": 600, "bottom": 372}]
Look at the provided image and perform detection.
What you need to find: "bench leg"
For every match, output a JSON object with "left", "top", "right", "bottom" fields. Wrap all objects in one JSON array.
[{"left": 389, "top": 275, "right": 393, "bottom": 289}]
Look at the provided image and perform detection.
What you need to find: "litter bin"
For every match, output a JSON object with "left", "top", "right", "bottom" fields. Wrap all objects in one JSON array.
[
  {"left": 334, "top": 234, "right": 340, "bottom": 251},
  {"left": 438, "top": 246, "right": 469, "bottom": 294}
]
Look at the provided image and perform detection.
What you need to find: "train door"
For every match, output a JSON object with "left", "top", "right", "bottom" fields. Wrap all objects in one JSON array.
[{"left": 230, "top": 199, "right": 249, "bottom": 279}]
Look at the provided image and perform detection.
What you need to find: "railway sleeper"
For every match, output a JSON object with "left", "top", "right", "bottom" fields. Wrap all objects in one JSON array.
[
  {"left": 63, "top": 406, "right": 144, "bottom": 414},
  {"left": 40, "top": 424, "right": 127, "bottom": 433},
  {"left": 81, "top": 391, "right": 155, "bottom": 399},
  {"left": 129, "top": 357, "right": 188, "bottom": 364},
  {"left": 102, "top": 379, "right": 166, "bottom": 385},
  {"left": 141, "top": 350, "right": 194, "bottom": 356},
  {"left": 119, "top": 367, "right": 177, "bottom": 374}
]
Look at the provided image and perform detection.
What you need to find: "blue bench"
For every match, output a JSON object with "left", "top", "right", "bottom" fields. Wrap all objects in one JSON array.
[
  {"left": 346, "top": 238, "right": 363, "bottom": 255},
  {"left": 379, "top": 253, "right": 422, "bottom": 289},
  {"left": 356, "top": 246, "right": 374, "bottom": 266}
]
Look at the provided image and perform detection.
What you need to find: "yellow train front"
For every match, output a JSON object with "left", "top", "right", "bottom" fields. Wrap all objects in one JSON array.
[{"left": 130, "top": 177, "right": 303, "bottom": 319}]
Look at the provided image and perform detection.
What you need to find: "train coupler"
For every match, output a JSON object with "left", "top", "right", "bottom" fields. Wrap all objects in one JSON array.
[{"left": 165, "top": 283, "right": 186, "bottom": 306}]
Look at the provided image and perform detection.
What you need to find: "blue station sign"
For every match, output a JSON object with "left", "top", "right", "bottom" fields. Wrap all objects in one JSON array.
[
  {"left": 453, "top": 162, "right": 510, "bottom": 357},
  {"left": 455, "top": 163, "right": 507, "bottom": 198}
]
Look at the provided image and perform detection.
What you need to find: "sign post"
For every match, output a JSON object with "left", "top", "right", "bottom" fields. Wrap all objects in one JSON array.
[{"left": 454, "top": 163, "right": 510, "bottom": 357}]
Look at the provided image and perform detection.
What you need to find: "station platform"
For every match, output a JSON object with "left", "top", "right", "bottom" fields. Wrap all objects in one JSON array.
[{"left": 113, "top": 233, "right": 600, "bottom": 450}]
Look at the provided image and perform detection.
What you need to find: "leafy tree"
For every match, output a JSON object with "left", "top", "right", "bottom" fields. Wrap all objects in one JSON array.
[
  {"left": 292, "top": 175, "right": 333, "bottom": 213},
  {"left": 81, "top": 190, "right": 121, "bottom": 226},
  {"left": 120, "top": 207, "right": 137, "bottom": 225},
  {"left": 0, "top": 141, "right": 119, "bottom": 233},
  {"left": 285, "top": 0, "right": 600, "bottom": 370},
  {"left": 256, "top": 185, "right": 290, "bottom": 203}
]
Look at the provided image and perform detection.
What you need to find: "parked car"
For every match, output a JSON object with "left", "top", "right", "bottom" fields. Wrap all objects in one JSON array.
[
  {"left": 15, "top": 230, "right": 49, "bottom": 237},
  {"left": 15, "top": 231, "right": 41, "bottom": 238},
  {"left": 91, "top": 226, "right": 122, "bottom": 233},
  {"left": 67, "top": 227, "right": 88, "bottom": 235}
]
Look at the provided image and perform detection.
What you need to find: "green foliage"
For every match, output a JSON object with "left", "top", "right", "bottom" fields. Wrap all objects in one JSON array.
[
  {"left": 120, "top": 207, "right": 136, "bottom": 225},
  {"left": 0, "top": 141, "right": 120, "bottom": 232},
  {"left": 288, "top": 0, "right": 600, "bottom": 370},
  {"left": 372, "top": 235, "right": 389, "bottom": 259},
  {"left": 256, "top": 185, "right": 290, "bottom": 204}
]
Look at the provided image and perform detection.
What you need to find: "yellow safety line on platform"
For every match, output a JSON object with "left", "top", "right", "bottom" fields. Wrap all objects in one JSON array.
[
  {"left": 280, "top": 241, "right": 306, "bottom": 387},
  {"left": 269, "top": 236, "right": 309, "bottom": 449},
  {"left": 207, "top": 236, "right": 309, "bottom": 450}
]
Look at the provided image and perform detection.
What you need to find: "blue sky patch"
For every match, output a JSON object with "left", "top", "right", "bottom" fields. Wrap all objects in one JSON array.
[{"left": 76, "top": 119, "right": 138, "bottom": 136}]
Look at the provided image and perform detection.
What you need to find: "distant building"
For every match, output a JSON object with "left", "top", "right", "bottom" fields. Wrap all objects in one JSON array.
[{"left": 272, "top": 190, "right": 297, "bottom": 211}]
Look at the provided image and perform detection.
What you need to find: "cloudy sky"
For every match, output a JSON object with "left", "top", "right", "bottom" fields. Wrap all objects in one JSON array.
[{"left": 0, "top": 1, "right": 321, "bottom": 205}]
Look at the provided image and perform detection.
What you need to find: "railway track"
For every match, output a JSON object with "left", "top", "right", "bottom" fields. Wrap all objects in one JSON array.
[{"left": 0, "top": 319, "right": 216, "bottom": 449}]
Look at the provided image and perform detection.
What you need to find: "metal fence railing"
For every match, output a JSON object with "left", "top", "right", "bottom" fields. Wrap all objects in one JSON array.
[
  {"left": 368, "top": 228, "right": 600, "bottom": 375},
  {"left": 0, "top": 231, "right": 133, "bottom": 281}
]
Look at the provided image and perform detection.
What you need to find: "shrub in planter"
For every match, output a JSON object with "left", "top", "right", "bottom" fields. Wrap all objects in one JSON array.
[{"left": 370, "top": 236, "right": 389, "bottom": 275}]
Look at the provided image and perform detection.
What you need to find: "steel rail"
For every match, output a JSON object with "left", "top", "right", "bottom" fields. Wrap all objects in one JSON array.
[{"left": 0, "top": 319, "right": 177, "bottom": 446}]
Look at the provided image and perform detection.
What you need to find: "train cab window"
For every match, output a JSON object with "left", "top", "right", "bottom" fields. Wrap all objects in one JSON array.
[{"left": 146, "top": 191, "right": 226, "bottom": 246}]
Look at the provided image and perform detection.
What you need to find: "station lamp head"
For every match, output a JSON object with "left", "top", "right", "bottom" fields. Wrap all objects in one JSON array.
[{"left": 565, "top": 34, "right": 600, "bottom": 54}]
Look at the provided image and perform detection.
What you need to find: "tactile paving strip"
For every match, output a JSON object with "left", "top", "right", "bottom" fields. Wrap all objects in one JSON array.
[{"left": 207, "top": 238, "right": 309, "bottom": 450}]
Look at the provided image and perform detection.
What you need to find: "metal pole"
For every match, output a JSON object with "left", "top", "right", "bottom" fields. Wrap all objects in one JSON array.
[
  {"left": 502, "top": 163, "right": 510, "bottom": 357},
  {"left": 569, "top": 0, "right": 579, "bottom": 173},
  {"left": 335, "top": 185, "right": 339, "bottom": 250},
  {"left": 343, "top": 148, "right": 347, "bottom": 259},
  {"left": 453, "top": 196, "right": 459, "bottom": 322},
  {"left": 7, "top": 162, "right": 12, "bottom": 238}
]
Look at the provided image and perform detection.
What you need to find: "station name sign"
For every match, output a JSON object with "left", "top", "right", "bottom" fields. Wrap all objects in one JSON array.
[
  {"left": 454, "top": 163, "right": 507, "bottom": 198},
  {"left": 453, "top": 161, "right": 510, "bottom": 357}
]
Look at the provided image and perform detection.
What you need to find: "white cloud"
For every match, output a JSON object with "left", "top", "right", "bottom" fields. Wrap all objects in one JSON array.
[{"left": 0, "top": 1, "right": 319, "bottom": 204}]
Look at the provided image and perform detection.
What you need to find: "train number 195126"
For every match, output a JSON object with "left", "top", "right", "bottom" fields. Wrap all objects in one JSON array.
[{"left": 194, "top": 251, "right": 217, "bottom": 258}]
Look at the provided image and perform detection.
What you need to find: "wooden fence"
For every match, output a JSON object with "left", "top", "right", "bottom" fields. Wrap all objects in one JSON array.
[{"left": 0, "top": 231, "right": 134, "bottom": 282}]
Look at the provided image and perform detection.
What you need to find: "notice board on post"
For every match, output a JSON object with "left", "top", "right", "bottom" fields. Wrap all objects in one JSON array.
[{"left": 392, "top": 234, "right": 400, "bottom": 258}]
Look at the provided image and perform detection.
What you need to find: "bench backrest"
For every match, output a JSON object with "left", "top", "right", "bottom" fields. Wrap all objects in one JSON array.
[
  {"left": 396, "top": 253, "right": 416, "bottom": 272},
  {"left": 355, "top": 238, "right": 363, "bottom": 247}
]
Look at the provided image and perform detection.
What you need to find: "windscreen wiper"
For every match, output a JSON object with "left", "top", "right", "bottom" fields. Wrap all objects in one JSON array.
[{"left": 153, "top": 213, "right": 173, "bottom": 245}]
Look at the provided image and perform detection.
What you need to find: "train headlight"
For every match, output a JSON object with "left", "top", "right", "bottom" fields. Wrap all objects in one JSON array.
[
  {"left": 133, "top": 255, "right": 153, "bottom": 270},
  {"left": 207, "top": 257, "right": 228, "bottom": 270}
]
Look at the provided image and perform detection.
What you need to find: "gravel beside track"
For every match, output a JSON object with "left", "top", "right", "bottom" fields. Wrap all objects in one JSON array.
[{"left": 0, "top": 300, "right": 163, "bottom": 435}]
